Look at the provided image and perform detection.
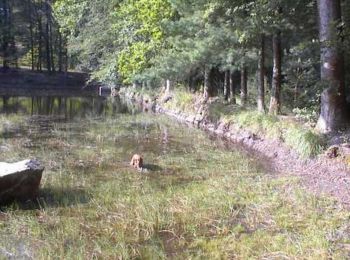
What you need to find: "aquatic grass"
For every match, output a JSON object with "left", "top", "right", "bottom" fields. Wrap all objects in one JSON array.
[{"left": 0, "top": 109, "right": 350, "bottom": 259}]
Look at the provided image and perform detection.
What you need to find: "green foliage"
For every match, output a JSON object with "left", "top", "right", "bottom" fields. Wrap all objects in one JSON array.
[
  {"left": 284, "top": 126, "right": 324, "bottom": 158},
  {"left": 54, "top": 0, "right": 120, "bottom": 83},
  {"left": 164, "top": 86, "right": 196, "bottom": 112},
  {"left": 114, "top": 0, "right": 174, "bottom": 83}
]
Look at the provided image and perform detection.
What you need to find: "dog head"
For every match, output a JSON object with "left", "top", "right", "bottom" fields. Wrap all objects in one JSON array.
[{"left": 130, "top": 154, "right": 143, "bottom": 168}]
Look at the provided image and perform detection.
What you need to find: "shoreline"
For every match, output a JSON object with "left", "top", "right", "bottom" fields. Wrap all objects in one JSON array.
[{"left": 122, "top": 89, "right": 350, "bottom": 207}]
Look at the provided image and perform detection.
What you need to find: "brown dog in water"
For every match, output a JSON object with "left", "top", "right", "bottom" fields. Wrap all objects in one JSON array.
[{"left": 130, "top": 154, "right": 143, "bottom": 170}]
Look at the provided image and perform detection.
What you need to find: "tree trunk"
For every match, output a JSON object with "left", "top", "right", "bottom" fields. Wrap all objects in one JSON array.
[
  {"left": 203, "top": 66, "right": 212, "bottom": 101},
  {"left": 224, "top": 70, "right": 230, "bottom": 101},
  {"left": 49, "top": 22, "right": 55, "bottom": 72},
  {"left": 37, "top": 16, "right": 43, "bottom": 71},
  {"left": 229, "top": 70, "right": 236, "bottom": 104},
  {"left": 316, "top": 0, "right": 347, "bottom": 132},
  {"left": 1, "top": 0, "right": 10, "bottom": 69},
  {"left": 58, "top": 32, "right": 63, "bottom": 72},
  {"left": 45, "top": 0, "right": 51, "bottom": 73},
  {"left": 29, "top": 23, "right": 35, "bottom": 70},
  {"left": 269, "top": 31, "right": 282, "bottom": 115},
  {"left": 26, "top": 0, "right": 35, "bottom": 71},
  {"left": 165, "top": 79, "right": 171, "bottom": 93},
  {"left": 257, "top": 34, "right": 265, "bottom": 113},
  {"left": 240, "top": 65, "right": 247, "bottom": 106}
]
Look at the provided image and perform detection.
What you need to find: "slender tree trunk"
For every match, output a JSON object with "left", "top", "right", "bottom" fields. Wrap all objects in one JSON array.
[
  {"left": 8, "top": 1, "right": 16, "bottom": 68},
  {"left": 49, "top": 22, "right": 55, "bottom": 72},
  {"left": 26, "top": 0, "right": 35, "bottom": 71},
  {"left": 229, "top": 70, "right": 236, "bottom": 104},
  {"left": 224, "top": 70, "right": 230, "bottom": 101},
  {"left": 45, "top": 1, "right": 51, "bottom": 72},
  {"left": 38, "top": 16, "right": 43, "bottom": 71},
  {"left": 58, "top": 32, "right": 63, "bottom": 72},
  {"left": 203, "top": 66, "right": 211, "bottom": 101},
  {"left": 316, "top": 0, "right": 347, "bottom": 132},
  {"left": 257, "top": 34, "right": 265, "bottom": 113},
  {"left": 1, "top": 0, "right": 10, "bottom": 69},
  {"left": 64, "top": 38, "right": 68, "bottom": 74},
  {"left": 165, "top": 79, "right": 171, "bottom": 93},
  {"left": 240, "top": 64, "right": 248, "bottom": 106},
  {"left": 29, "top": 23, "right": 34, "bottom": 70},
  {"left": 269, "top": 31, "right": 282, "bottom": 115}
]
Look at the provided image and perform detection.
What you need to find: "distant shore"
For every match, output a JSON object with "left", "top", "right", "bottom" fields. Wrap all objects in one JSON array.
[{"left": 0, "top": 68, "right": 98, "bottom": 97}]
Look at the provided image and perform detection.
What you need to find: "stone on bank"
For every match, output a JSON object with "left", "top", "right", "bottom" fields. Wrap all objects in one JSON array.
[{"left": 0, "top": 159, "right": 44, "bottom": 204}]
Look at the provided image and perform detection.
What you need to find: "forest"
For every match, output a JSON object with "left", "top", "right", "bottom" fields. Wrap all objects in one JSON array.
[{"left": 2, "top": 0, "right": 350, "bottom": 132}]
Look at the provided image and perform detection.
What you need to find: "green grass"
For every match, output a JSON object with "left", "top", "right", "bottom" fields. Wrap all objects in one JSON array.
[
  {"left": 163, "top": 87, "right": 196, "bottom": 113},
  {"left": 230, "top": 111, "right": 324, "bottom": 157},
  {"left": 0, "top": 110, "right": 349, "bottom": 259},
  {"left": 160, "top": 87, "right": 325, "bottom": 158}
]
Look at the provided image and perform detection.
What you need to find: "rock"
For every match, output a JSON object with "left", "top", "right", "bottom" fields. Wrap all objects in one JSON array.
[
  {"left": 0, "top": 159, "right": 44, "bottom": 204},
  {"left": 0, "top": 145, "right": 10, "bottom": 152},
  {"left": 326, "top": 145, "right": 340, "bottom": 158},
  {"left": 162, "top": 95, "right": 172, "bottom": 104},
  {"left": 341, "top": 143, "right": 350, "bottom": 148},
  {"left": 185, "top": 115, "right": 195, "bottom": 123}
]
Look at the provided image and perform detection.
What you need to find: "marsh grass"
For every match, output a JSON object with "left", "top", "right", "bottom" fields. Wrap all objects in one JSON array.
[{"left": 0, "top": 104, "right": 349, "bottom": 259}]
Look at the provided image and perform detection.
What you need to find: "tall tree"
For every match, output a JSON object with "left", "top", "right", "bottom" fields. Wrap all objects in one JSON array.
[
  {"left": 316, "top": 0, "right": 348, "bottom": 132},
  {"left": 257, "top": 34, "right": 265, "bottom": 113},
  {"left": 269, "top": 31, "right": 282, "bottom": 115},
  {"left": 240, "top": 63, "right": 247, "bottom": 105}
]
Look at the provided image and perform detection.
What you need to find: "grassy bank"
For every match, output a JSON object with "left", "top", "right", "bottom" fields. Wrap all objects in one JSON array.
[{"left": 158, "top": 87, "right": 325, "bottom": 158}]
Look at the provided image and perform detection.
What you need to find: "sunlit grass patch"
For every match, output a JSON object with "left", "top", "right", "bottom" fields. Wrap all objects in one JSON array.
[
  {"left": 164, "top": 87, "right": 196, "bottom": 113},
  {"left": 223, "top": 110, "right": 325, "bottom": 157}
]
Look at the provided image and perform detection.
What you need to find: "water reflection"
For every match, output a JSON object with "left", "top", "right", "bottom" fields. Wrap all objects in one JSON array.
[{"left": 0, "top": 95, "right": 134, "bottom": 118}]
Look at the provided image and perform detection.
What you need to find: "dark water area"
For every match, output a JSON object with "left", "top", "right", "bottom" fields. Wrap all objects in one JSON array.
[{"left": 0, "top": 95, "right": 134, "bottom": 118}]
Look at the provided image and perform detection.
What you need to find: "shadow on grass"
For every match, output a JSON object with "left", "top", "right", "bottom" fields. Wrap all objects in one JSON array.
[
  {"left": 36, "top": 187, "right": 91, "bottom": 208},
  {"left": 143, "top": 163, "right": 163, "bottom": 172},
  {"left": 1, "top": 187, "right": 91, "bottom": 210}
]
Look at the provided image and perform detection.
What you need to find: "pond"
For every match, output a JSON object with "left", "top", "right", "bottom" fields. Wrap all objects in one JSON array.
[{"left": 0, "top": 96, "right": 349, "bottom": 259}]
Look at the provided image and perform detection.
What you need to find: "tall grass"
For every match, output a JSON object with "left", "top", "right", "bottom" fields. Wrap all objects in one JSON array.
[
  {"left": 0, "top": 104, "right": 347, "bottom": 259},
  {"left": 232, "top": 111, "right": 324, "bottom": 157}
]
